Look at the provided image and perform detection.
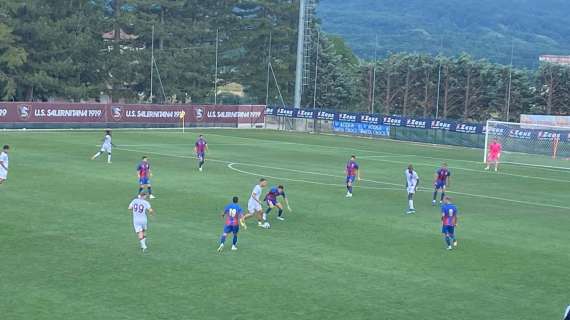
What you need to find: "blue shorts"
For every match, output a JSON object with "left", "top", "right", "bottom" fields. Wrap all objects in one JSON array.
[
  {"left": 442, "top": 225, "right": 455, "bottom": 235},
  {"left": 346, "top": 176, "right": 356, "bottom": 184},
  {"left": 139, "top": 177, "right": 150, "bottom": 185},
  {"left": 197, "top": 152, "right": 205, "bottom": 161},
  {"left": 435, "top": 181, "right": 447, "bottom": 189},
  {"left": 266, "top": 199, "right": 278, "bottom": 207},
  {"left": 223, "top": 225, "right": 239, "bottom": 234}
]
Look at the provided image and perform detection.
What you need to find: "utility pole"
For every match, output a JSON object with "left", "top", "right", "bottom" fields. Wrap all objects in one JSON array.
[{"left": 293, "top": 0, "right": 307, "bottom": 109}]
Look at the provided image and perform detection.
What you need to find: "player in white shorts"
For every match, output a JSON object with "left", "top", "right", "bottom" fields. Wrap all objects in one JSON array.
[
  {"left": 91, "top": 130, "right": 114, "bottom": 163},
  {"left": 245, "top": 178, "right": 268, "bottom": 228},
  {"left": 405, "top": 164, "right": 420, "bottom": 214},
  {"left": 0, "top": 145, "right": 10, "bottom": 184},
  {"left": 128, "top": 192, "right": 154, "bottom": 252}
]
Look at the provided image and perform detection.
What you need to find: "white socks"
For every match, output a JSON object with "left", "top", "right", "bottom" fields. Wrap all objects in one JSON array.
[
  {"left": 408, "top": 200, "right": 414, "bottom": 210},
  {"left": 107, "top": 154, "right": 112, "bottom": 163},
  {"left": 140, "top": 238, "right": 147, "bottom": 249}
]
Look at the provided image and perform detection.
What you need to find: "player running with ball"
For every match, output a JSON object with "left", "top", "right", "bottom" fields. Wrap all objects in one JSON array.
[
  {"left": 128, "top": 192, "right": 154, "bottom": 253},
  {"left": 264, "top": 185, "right": 292, "bottom": 222},
  {"left": 485, "top": 139, "right": 502, "bottom": 172},
  {"left": 405, "top": 164, "right": 420, "bottom": 214},
  {"left": 246, "top": 178, "right": 268, "bottom": 228}
]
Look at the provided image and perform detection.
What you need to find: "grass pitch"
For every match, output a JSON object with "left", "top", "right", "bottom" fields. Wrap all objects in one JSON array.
[{"left": 0, "top": 129, "right": 568, "bottom": 320}]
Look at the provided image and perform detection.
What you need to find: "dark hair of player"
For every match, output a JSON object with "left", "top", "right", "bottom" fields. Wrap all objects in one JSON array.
[
  {"left": 259, "top": 178, "right": 267, "bottom": 182},
  {"left": 106, "top": 130, "right": 111, "bottom": 135},
  {"left": 3, "top": 145, "right": 9, "bottom": 150},
  {"left": 232, "top": 196, "right": 239, "bottom": 203},
  {"left": 408, "top": 164, "right": 414, "bottom": 171},
  {"left": 351, "top": 155, "right": 356, "bottom": 159},
  {"left": 443, "top": 196, "right": 452, "bottom": 202},
  {"left": 278, "top": 185, "right": 284, "bottom": 189},
  {"left": 142, "top": 156, "right": 148, "bottom": 160},
  {"left": 139, "top": 191, "right": 147, "bottom": 197}
]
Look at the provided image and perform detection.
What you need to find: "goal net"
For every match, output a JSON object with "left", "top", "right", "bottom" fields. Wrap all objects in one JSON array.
[{"left": 484, "top": 120, "right": 570, "bottom": 170}]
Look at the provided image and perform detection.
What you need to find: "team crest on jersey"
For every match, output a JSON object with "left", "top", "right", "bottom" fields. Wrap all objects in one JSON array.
[
  {"left": 195, "top": 107, "right": 204, "bottom": 121},
  {"left": 111, "top": 106, "right": 122, "bottom": 120},
  {"left": 18, "top": 105, "right": 30, "bottom": 120}
]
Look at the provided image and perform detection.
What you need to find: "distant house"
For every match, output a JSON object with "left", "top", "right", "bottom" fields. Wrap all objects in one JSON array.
[{"left": 539, "top": 55, "right": 570, "bottom": 65}]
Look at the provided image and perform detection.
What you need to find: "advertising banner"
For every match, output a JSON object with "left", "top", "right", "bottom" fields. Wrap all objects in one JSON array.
[
  {"left": 0, "top": 103, "right": 265, "bottom": 126},
  {"left": 333, "top": 121, "right": 390, "bottom": 137}
]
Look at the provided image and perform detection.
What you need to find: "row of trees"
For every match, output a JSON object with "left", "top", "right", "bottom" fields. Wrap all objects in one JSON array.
[
  {"left": 0, "top": 0, "right": 299, "bottom": 104},
  {"left": 0, "top": 1, "right": 569, "bottom": 121},
  {"left": 300, "top": 37, "right": 570, "bottom": 121}
]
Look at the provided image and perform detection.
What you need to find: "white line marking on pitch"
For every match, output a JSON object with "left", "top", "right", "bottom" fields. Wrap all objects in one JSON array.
[
  {"left": 227, "top": 163, "right": 401, "bottom": 192},
  {"left": 116, "top": 147, "right": 570, "bottom": 211}
]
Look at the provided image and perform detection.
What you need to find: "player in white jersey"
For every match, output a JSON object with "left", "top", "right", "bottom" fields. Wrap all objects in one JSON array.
[
  {"left": 91, "top": 130, "right": 114, "bottom": 163},
  {"left": 405, "top": 164, "right": 420, "bottom": 214},
  {"left": 128, "top": 192, "right": 154, "bottom": 252},
  {"left": 0, "top": 145, "right": 10, "bottom": 184},
  {"left": 245, "top": 178, "right": 268, "bottom": 228}
]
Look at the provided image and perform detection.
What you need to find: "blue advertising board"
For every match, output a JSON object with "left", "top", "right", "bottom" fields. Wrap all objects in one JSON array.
[
  {"left": 333, "top": 121, "right": 391, "bottom": 137},
  {"left": 265, "top": 107, "right": 570, "bottom": 141}
]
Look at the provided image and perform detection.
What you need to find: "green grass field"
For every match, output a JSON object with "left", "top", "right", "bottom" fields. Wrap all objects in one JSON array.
[{"left": 1, "top": 129, "right": 568, "bottom": 320}]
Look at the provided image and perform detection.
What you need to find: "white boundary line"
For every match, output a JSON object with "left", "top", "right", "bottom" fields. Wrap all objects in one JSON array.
[
  {"left": 227, "top": 163, "right": 402, "bottom": 192},
  {"left": 115, "top": 147, "right": 570, "bottom": 210}
]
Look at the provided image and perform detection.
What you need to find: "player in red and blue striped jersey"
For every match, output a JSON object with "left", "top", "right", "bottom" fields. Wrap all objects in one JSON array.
[
  {"left": 433, "top": 162, "right": 451, "bottom": 206},
  {"left": 264, "top": 185, "right": 292, "bottom": 223},
  {"left": 217, "top": 196, "right": 246, "bottom": 252},
  {"left": 194, "top": 135, "right": 208, "bottom": 172},
  {"left": 137, "top": 156, "right": 155, "bottom": 199},
  {"left": 441, "top": 196, "right": 458, "bottom": 250},
  {"left": 345, "top": 155, "right": 361, "bottom": 198}
]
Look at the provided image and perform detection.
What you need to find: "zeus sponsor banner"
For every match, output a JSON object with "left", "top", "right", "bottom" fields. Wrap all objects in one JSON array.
[
  {"left": 265, "top": 107, "right": 276, "bottom": 116},
  {"left": 316, "top": 110, "right": 335, "bottom": 121},
  {"left": 382, "top": 116, "right": 405, "bottom": 127},
  {"left": 359, "top": 114, "right": 380, "bottom": 125},
  {"left": 536, "top": 130, "right": 562, "bottom": 141},
  {"left": 275, "top": 107, "right": 295, "bottom": 118},
  {"left": 508, "top": 129, "right": 533, "bottom": 140},
  {"left": 405, "top": 118, "right": 428, "bottom": 129},
  {"left": 430, "top": 119, "right": 454, "bottom": 131},
  {"left": 333, "top": 121, "right": 390, "bottom": 137},
  {"left": 294, "top": 109, "right": 316, "bottom": 119},
  {"left": 455, "top": 123, "right": 479, "bottom": 134},
  {"left": 336, "top": 112, "right": 358, "bottom": 123}
]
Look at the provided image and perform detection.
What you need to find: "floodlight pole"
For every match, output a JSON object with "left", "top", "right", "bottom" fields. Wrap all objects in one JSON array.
[
  {"left": 294, "top": 0, "right": 307, "bottom": 109},
  {"left": 150, "top": 25, "right": 154, "bottom": 103},
  {"left": 506, "top": 41, "right": 514, "bottom": 121},
  {"left": 214, "top": 28, "right": 219, "bottom": 105},
  {"left": 265, "top": 32, "right": 272, "bottom": 107}
]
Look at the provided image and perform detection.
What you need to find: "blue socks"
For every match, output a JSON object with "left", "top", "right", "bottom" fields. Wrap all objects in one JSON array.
[
  {"left": 441, "top": 192, "right": 445, "bottom": 201},
  {"left": 433, "top": 191, "right": 438, "bottom": 201},
  {"left": 232, "top": 235, "right": 238, "bottom": 246},
  {"left": 278, "top": 209, "right": 283, "bottom": 217},
  {"left": 147, "top": 187, "right": 152, "bottom": 195},
  {"left": 347, "top": 185, "right": 353, "bottom": 193},
  {"left": 445, "top": 236, "right": 451, "bottom": 247},
  {"left": 220, "top": 234, "right": 227, "bottom": 244}
]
